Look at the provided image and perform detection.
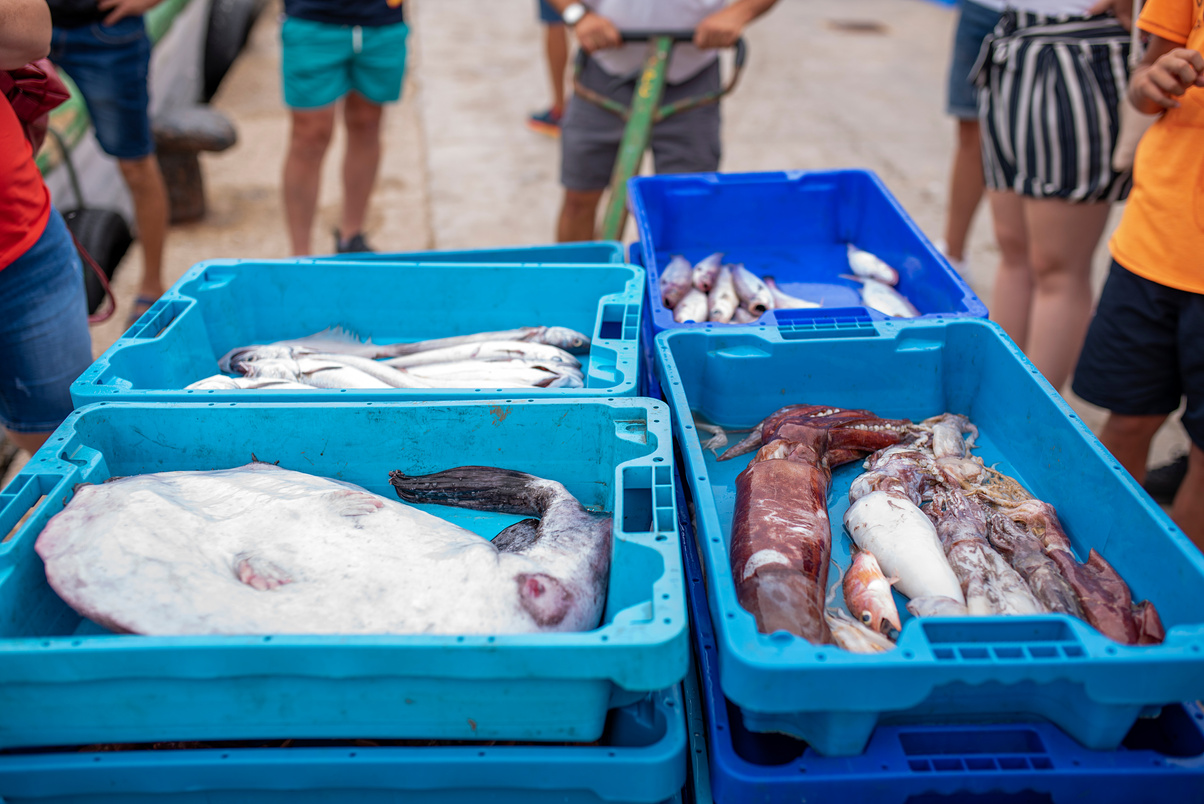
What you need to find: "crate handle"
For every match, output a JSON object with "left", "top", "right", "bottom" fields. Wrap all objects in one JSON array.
[
  {"left": 0, "top": 470, "right": 78, "bottom": 558},
  {"left": 597, "top": 302, "right": 641, "bottom": 344},
  {"left": 618, "top": 463, "right": 676, "bottom": 534},
  {"left": 912, "top": 617, "right": 1090, "bottom": 661},
  {"left": 122, "top": 298, "right": 188, "bottom": 340},
  {"left": 894, "top": 725, "right": 1054, "bottom": 773}
]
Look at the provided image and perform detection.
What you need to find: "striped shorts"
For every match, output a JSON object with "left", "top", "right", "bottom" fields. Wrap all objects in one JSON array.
[{"left": 973, "top": 10, "right": 1131, "bottom": 203}]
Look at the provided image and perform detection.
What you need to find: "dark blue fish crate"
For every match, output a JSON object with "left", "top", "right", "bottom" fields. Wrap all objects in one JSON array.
[
  {"left": 655, "top": 319, "right": 1204, "bottom": 757},
  {"left": 70, "top": 255, "right": 644, "bottom": 405},
  {"left": 0, "top": 686, "right": 687, "bottom": 804},
  {"left": 0, "top": 399, "right": 685, "bottom": 749},
  {"left": 678, "top": 485, "right": 1204, "bottom": 804},
  {"left": 628, "top": 170, "right": 987, "bottom": 334}
]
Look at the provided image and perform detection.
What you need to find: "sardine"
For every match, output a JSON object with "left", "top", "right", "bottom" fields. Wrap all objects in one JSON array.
[
  {"left": 382, "top": 341, "right": 580, "bottom": 370},
  {"left": 730, "top": 265, "right": 774, "bottom": 315},
  {"left": 763, "top": 277, "right": 821, "bottom": 309},
  {"left": 660, "top": 255, "right": 694, "bottom": 308},
  {"left": 708, "top": 266, "right": 739, "bottom": 323},
  {"left": 35, "top": 463, "right": 612, "bottom": 635},
  {"left": 847, "top": 244, "right": 900, "bottom": 286},
  {"left": 674, "top": 288, "right": 709, "bottom": 323},
  {"left": 846, "top": 276, "right": 920, "bottom": 318},
  {"left": 843, "top": 550, "right": 901, "bottom": 634},
  {"left": 691, "top": 253, "right": 723, "bottom": 292}
]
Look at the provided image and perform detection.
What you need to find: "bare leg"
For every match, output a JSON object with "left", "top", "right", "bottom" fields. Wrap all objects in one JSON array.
[
  {"left": 117, "top": 155, "right": 169, "bottom": 305},
  {"left": 1021, "top": 198, "right": 1112, "bottom": 391},
  {"left": 1171, "top": 444, "right": 1204, "bottom": 553},
  {"left": 1099, "top": 413, "right": 1168, "bottom": 483},
  {"left": 340, "top": 92, "right": 385, "bottom": 243},
  {"left": 557, "top": 189, "right": 603, "bottom": 242},
  {"left": 544, "top": 23, "right": 568, "bottom": 114},
  {"left": 283, "top": 107, "right": 336, "bottom": 256},
  {"left": 987, "top": 190, "right": 1032, "bottom": 349},
  {"left": 942, "top": 118, "right": 985, "bottom": 263},
  {"left": 4, "top": 430, "right": 50, "bottom": 455}
]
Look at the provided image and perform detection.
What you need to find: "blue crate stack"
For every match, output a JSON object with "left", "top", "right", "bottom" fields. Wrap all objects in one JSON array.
[
  {"left": 629, "top": 169, "right": 1204, "bottom": 802},
  {"left": 0, "top": 242, "right": 693, "bottom": 802}
]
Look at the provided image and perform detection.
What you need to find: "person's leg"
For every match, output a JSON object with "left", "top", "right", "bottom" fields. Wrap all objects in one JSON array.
[
  {"left": 557, "top": 58, "right": 626, "bottom": 241},
  {"left": 117, "top": 155, "right": 169, "bottom": 302},
  {"left": 283, "top": 107, "right": 336, "bottom": 255},
  {"left": 558, "top": 189, "right": 605, "bottom": 242},
  {"left": 339, "top": 92, "right": 384, "bottom": 244},
  {"left": 1099, "top": 413, "right": 1168, "bottom": 482},
  {"left": 544, "top": 22, "right": 568, "bottom": 115},
  {"left": 650, "top": 62, "right": 722, "bottom": 176},
  {"left": 1171, "top": 444, "right": 1204, "bottom": 553},
  {"left": 943, "top": 118, "right": 984, "bottom": 263},
  {"left": 986, "top": 190, "right": 1032, "bottom": 349},
  {"left": 1021, "top": 198, "right": 1112, "bottom": 390}
]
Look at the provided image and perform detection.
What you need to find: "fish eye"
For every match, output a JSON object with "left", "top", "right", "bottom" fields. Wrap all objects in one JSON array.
[{"left": 861, "top": 612, "right": 872, "bottom": 624}]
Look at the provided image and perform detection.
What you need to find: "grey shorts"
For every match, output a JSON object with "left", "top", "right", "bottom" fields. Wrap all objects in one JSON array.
[{"left": 560, "top": 57, "right": 722, "bottom": 191}]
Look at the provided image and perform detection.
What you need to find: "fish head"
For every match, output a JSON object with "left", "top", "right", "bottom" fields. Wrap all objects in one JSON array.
[
  {"left": 542, "top": 327, "right": 592, "bottom": 354},
  {"left": 844, "top": 551, "right": 903, "bottom": 634},
  {"left": 220, "top": 345, "right": 295, "bottom": 374},
  {"left": 516, "top": 572, "right": 574, "bottom": 628}
]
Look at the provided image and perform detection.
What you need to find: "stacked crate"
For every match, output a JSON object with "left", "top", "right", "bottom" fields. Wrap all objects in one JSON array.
[
  {"left": 0, "top": 244, "right": 692, "bottom": 802},
  {"left": 628, "top": 170, "right": 1204, "bottom": 802}
]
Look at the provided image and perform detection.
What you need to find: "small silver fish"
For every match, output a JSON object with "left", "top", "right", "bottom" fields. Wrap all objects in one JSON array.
[
  {"left": 383, "top": 341, "right": 580, "bottom": 370},
  {"left": 846, "top": 276, "right": 920, "bottom": 318},
  {"left": 242, "top": 357, "right": 395, "bottom": 389},
  {"left": 691, "top": 253, "right": 723, "bottom": 293},
  {"left": 730, "top": 265, "right": 774, "bottom": 315},
  {"left": 847, "top": 244, "right": 900, "bottom": 286},
  {"left": 660, "top": 255, "right": 694, "bottom": 309},
  {"left": 708, "top": 266, "right": 738, "bottom": 323},
  {"left": 763, "top": 277, "right": 821, "bottom": 310},
  {"left": 185, "top": 375, "right": 318, "bottom": 391},
  {"left": 674, "top": 288, "right": 709, "bottom": 323}
]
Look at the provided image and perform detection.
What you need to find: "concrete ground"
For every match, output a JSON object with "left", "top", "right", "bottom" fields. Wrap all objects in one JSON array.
[{"left": 2, "top": 0, "right": 1188, "bottom": 484}]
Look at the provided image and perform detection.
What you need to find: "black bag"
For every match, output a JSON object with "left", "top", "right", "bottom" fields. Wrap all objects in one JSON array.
[{"left": 45, "top": 0, "right": 107, "bottom": 29}]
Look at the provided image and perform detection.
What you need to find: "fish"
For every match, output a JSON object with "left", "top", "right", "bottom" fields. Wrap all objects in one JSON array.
[
  {"left": 35, "top": 463, "right": 612, "bottom": 635},
  {"left": 674, "top": 288, "right": 709, "bottom": 323},
  {"left": 242, "top": 357, "right": 397, "bottom": 389},
  {"left": 379, "top": 326, "right": 593, "bottom": 357},
  {"left": 691, "top": 253, "right": 724, "bottom": 292},
  {"left": 843, "top": 549, "right": 901, "bottom": 635},
  {"left": 185, "top": 375, "right": 318, "bottom": 391},
  {"left": 660, "top": 255, "right": 694, "bottom": 308},
  {"left": 847, "top": 244, "right": 900, "bottom": 286},
  {"left": 382, "top": 341, "right": 580, "bottom": 370},
  {"left": 843, "top": 491, "right": 965, "bottom": 606},
  {"left": 763, "top": 277, "right": 821, "bottom": 309},
  {"left": 403, "top": 359, "right": 580, "bottom": 388},
  {"left": 845, "top": 276, "right": 920, "bottom": 319},
  {"left": 730, "top": 265, "right": 774, "bottom": 316},
  {"left": 825, "top": 608, "right": 896, "bottom": 653},
  {"left": 732, "top": 307, "right": 759, "bottom": 324},
  {"left": 707, "top": 266, "right": 739, "bottom": 323}
]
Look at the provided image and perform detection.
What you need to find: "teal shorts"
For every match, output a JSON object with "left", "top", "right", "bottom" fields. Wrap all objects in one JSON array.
[{"left": 280, "top": 16, "right": 409, "bottom": 109}]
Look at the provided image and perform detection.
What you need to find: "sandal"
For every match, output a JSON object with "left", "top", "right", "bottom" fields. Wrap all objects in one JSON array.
[{"left": 126, "top": 294, "right": 159, "bottom": 327}]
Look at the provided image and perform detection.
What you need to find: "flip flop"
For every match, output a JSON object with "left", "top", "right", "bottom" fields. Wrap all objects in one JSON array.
[{"left": 127, "top": 295, "right": 159, "bottom": 327}]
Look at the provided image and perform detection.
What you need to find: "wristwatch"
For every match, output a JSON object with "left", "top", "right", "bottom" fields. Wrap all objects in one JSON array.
[{"left": 562, "top": 2, "right": 588, "bottom": 27}]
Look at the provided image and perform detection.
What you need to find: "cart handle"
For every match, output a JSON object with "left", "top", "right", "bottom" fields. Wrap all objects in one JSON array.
[{"left": 572, "top": 32, "right": 748, "bottom": 123}]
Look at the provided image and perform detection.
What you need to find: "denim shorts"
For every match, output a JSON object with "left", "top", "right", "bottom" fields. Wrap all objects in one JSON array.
[
  {"left": 539, "top": 1, "right": 562, "bottom": 24},
  {"left": 946, "top": 0, "right": 1001, "bottom": 119},
  {"left": 0, "top": 209, "right": 94, "bottom": 435},
  {"left": 49, "top": 16, "right": 154, "bottom": 160},
  {"left": 281, "top": 17, "right": 410, "bottom": 109}
]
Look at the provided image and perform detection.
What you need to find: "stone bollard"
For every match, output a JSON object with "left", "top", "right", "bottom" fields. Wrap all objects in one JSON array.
[{"left": 153, "top": 106, "right": 237, "bottom": 224}]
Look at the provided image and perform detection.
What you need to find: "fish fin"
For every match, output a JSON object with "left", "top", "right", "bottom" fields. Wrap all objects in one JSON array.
[
  {"left": 517, "top": 573, "right": 573, "bottom": 627},
  {"left": 493, "top": 518, "right": 541, "bottom": 553},
  {"left": 235, "top": 553, "right": 292, "bottom": 591},
  {"left": 389, "top": 467, "right": 561, "bottom": 517},
  {"left": 325, "top": 489, "right": 385, "bottom": 517}
]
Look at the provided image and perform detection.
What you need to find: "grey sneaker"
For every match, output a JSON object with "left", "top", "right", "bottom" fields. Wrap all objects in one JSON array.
[{"left": 335, "top": 230, "right": 374, "bottom": 254}]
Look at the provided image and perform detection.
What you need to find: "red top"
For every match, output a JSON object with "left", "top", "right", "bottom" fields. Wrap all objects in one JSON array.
[{"left": 0, "top": 94, "right": 52, "bottom": 272}]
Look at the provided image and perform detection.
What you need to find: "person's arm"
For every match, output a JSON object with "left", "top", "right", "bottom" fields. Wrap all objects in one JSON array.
[
  {"left": 97, "top": 0, "right": 167, "bottom": 26},
  {"left": 543, "top": 0, "right": 621, "bottom": 53},
  {"left": 695, "top": 0, "right": 779, "bottom": 50},
  {"left": 1128, "top": 34, "right": 1204, "bottom": 114},
  {"left": 0, "top": 0, "right": 52, "bottom": 70}
]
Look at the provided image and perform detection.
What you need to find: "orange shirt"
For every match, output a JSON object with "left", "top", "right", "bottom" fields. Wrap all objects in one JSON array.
[
  {"left": 0, "top": 95, "right": 52, "bottom": 272},
  {"left": 1111, "top": 0, "right": 1204, "bottom": 293}
]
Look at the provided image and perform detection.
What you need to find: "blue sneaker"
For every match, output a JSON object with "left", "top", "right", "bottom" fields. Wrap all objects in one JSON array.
[{"left": 527, "top": 107, "right": 563, "bottom": 137}]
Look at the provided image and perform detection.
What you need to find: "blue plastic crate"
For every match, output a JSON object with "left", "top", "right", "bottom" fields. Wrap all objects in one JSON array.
[
  {"left": 679, "top": 478, "right": 1204, "bottom": 803},
  {"left": 0, "top": 399, "right": 685, "bottom": 749},
  {"left": 628, "top": 170, "right": 987, "bottom": 334},
  {"left": 71, "top": 258, "right": 644, "bottom": 405},
  {"left": 0, "top": 686, "right": 686, "bottom": 804},
  {"left": 312, "top": 241, "right": 626, "bottom": 265},
  {"left": 627, "top": 241, "right": 664, "bottom": 402},
  {"left": 655, "top": 319, "right": 1204, "bottom": 756}
]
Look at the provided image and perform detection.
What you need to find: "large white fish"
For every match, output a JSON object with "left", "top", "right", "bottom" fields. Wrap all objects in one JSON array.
[
  {"left": 846, "top": 244, "right": 900, "bottom": 286},
  {"left": 403, "top": 359, "right": 580, "bottom": 388},
  {"left": 35, "top": 463, "right": 612, "bottom": 635},
  {"left": 691, "top": 253, "right": 724, "bottom": 292},
  {"left": 730, "top": 265, "right": 774, "bottom": 315},
  {"left": 383, "top": 341, "right": 580, "bottom": 370},
  {"left": 185, "top": 375, "right": 318, "bottom": 391},
  {"left": 242, "top": 357, "right": 397, "bottom": 389},
  {"left": 708, "top": 266, "right": 738, "bottom": 323},
  {"left": 660, "top": 255, "right": 694, "bottom": 308}
]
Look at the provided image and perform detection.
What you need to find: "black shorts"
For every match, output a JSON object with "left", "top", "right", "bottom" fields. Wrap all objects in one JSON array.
[{"left": 1072, "top": 260, "right": 1204, "bottom": 449}]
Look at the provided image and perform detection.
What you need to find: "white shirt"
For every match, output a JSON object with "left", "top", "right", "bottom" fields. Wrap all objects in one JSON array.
[{"left": 584, "top": 0, "right": 726, "bottom": 84}]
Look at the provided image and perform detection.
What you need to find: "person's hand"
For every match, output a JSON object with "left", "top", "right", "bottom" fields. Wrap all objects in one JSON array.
[
  {"left": 97, "top": 0, "right": 163, "bottom": 26},
  {"left": 1131, "top": 48, "right": 1204, "bottom": 110},
  {"left": 1087, "top": 0, "right": 1133, "bottom": 30},
  {"left": 694, "top": 4, "right": 748, "bottom": 49},
  {"left": 574, "top": 12, "right": 621, "bottom": 53}
]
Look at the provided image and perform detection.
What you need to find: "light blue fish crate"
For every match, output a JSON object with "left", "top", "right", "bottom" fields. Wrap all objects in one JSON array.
[
  {"left": 0, "top": 686, "right": 687, "bottom": 804},
  {"left": 0, "top": 399, "right": 685, "bottom": 749},
  {"left": 70, "top": 257, "right": 644, "bottom": 405},
  {"left": 311, "top": 241, "right": 626, "bottom": 266},
  {"left": 655, "top": 319, "right": 1204, "bottom": 757}
]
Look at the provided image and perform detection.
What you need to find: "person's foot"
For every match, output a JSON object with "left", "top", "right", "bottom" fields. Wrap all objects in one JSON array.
[
  {"left": 335, "top": 230, "right": 375, "bottom": 254},
  {"left": 1143, "top": 453, "right": 1189, "bottom": 505},
  {"left": 527, "top": 107, "right": 563, "bottom": 137},
  {"left": 127, "top": 294, "right": 159, "bottom": 327},
  {"left": 934, "top": 239, "right": 967, "bottom": 275}
]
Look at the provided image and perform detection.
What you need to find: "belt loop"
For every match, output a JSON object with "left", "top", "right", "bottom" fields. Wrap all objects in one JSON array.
[{"left": 352, "top": 25, "right": 363, "bottom": 54}]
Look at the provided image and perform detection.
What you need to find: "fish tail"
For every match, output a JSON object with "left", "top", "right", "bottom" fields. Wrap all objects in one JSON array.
[{"left": 388, "top": 466, "right": 562, "bottom": 517}]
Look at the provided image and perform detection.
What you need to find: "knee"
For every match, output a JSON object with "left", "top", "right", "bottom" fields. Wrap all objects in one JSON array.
[
  {"left": 1101, "top": 413, "right": 1165, "bottom": 444},
  {"left": 343, "top": 97, "right": 383, "bottom": 139},
  {"left": 289, "top": 116, "right": 334, "bottom": 159},
  {"left": 118, "top": 155, "right": 164, "bottom": 191},
  {"left": 992, "top": 222, "right": 1028, "bottom": 266}
]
